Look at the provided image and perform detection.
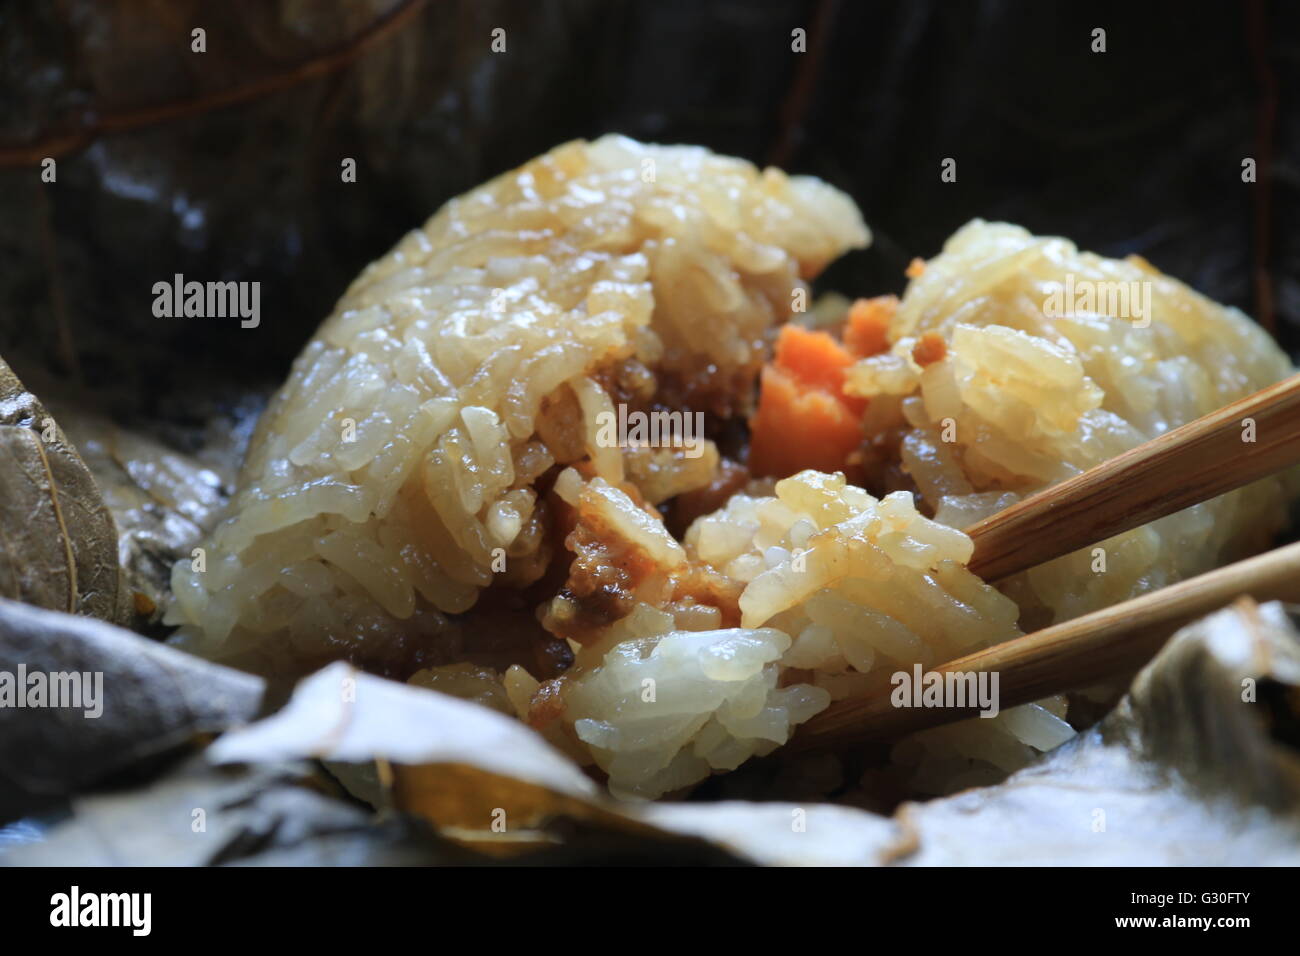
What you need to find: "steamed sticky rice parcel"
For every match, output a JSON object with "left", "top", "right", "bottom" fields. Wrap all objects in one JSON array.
[{"left": 168, "top": 137, "right": 1298, "bottom": 799}]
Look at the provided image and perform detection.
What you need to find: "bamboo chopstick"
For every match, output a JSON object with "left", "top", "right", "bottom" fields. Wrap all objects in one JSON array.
[
  {"left": 965, "top": 373, "right": 1300, "bottom": 582},
  {"left": 787, "top": 374, "right": 1300, "bottom": 750},
  {"left": 791, "top": 538, "right": 1300, "bottom": 750}
]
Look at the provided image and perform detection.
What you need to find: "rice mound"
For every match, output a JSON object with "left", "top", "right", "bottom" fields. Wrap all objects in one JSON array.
[
  {"left": 168, "top": 140, "right": 1295, "bottom": 803},
  {"left": 848, "top": 220, "right": 1298, "bottom": 628},
  {"left": 521, "top": 467, "right": 1070, "bottom": 799},
  {"left": 166, "top": 136, "right": 868, "bottom": 673}
]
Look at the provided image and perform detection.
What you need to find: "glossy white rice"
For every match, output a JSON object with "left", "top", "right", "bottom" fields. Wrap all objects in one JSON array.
[{"left": 846, "top": 220, "right": 1297, "bottom": 629}]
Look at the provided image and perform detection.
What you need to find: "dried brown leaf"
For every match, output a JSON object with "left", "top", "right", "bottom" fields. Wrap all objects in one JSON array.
[
  {"left": 0, "top": 426, "right": 74, "bottom": 610},
  {"left": 207, "top": 663, "right": 702, "bottom": 852},
  {"left": 0, "top": 599, "right": 264, "bottom": 820},
  {"left": 2, "top": 754, "right": 479, "bottom": 867},
  {"left": 207, "top": 603, "right": 1300, "bottom": 865},
  {"left": 207, "top": 662, "right": 603, "bottom": 833},
  {"left": 0, "top": 358, "right": 125, "bottom": 623},
  {"left": 50, "top": 400, "right": 238, "bottom": 630}
]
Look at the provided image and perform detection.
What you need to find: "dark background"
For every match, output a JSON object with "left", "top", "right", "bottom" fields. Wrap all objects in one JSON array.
[{"left": 0, "top": 0, "right": 1296, "bottom": 428}]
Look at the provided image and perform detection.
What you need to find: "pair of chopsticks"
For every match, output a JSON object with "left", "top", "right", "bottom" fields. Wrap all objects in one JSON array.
[{"left": 792, "top": 373, "right": 1300, "bottom": 750}]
